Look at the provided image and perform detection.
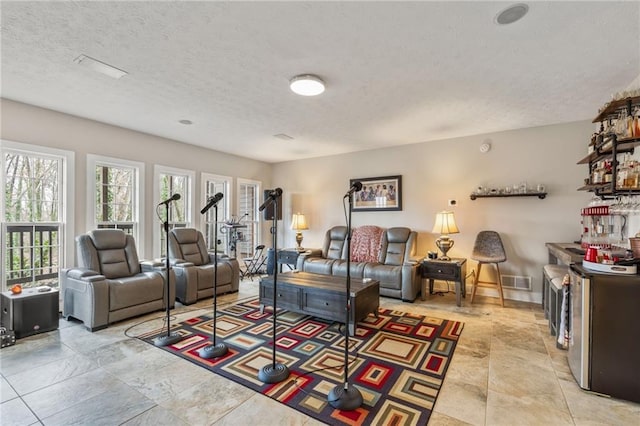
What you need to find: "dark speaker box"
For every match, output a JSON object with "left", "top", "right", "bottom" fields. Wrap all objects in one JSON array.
[
  {"left": 263, "top": 189, "right": 282, "bottom": 221},
  {"left": 1, "top": 287, "right": 59, "bottom": 339}
]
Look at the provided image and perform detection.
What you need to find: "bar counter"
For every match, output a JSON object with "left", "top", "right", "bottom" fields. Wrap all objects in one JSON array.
[{"left": 545, "top": 242, "right": 584, "bottom": 265}]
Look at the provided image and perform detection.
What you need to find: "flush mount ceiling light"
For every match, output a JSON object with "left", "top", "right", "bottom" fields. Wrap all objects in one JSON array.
[
  {"left": 289, "top": 74, "right": 325, "bottom": 96},
  {"left": 494, "top": 3, "right": 529, "bottom": 25},
  {"left": 73, "top": 54, "right": 128, "bottom": 79}
]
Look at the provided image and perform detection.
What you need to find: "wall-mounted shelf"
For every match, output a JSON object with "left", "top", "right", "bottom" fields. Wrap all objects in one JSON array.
[
  {"left": 592, "top": 95, "right": 640, "bottom": 123},
  {"left": 576, "top": 137, "right": 640, "bottom": 165},
  {"left": 470, "top": 192, "right": 547, "bottom": 200}
]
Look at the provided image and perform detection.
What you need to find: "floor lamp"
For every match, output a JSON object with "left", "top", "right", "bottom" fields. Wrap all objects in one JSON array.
[
  {"left": 328, "top": 181, "right": 363, "bottom": 410},
  {"left": 257, "top": 188, "right": 289, "bottom": 384},
  {"left": 198, "top": 192, "right": 228, "bottom": 359},
  {"left": 154, "top": 193, "right": 183, "bottom": 347}
]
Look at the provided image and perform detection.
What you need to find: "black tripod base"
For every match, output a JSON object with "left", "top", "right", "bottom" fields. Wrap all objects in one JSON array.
[
  {"left": 258, "top": 362, "right": 290, "bottom": 384},
  {"left": 197, "top": 342, "right": 228, "bottom": 359},
  {"left": 328, "top": 383, "right": 363, "bottom": 410},
  {"left": 153, "top": 332, "right": 182, "bottom": 347}
]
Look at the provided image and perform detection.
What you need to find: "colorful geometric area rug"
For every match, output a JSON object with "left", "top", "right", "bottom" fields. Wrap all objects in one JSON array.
[{"left": 140, "top": 299, "right": 464, "bottom": 425}]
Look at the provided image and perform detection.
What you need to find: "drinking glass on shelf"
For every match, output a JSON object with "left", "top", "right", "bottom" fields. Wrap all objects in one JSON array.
[
  {"left": 519, "top": 182, "right": 528, "bottom": 194},
  {"left": 610, "top": 197, "right": 623, "bottom": 215},
  {"left": 630, "top": 196, "right": 640, "bottom": 215}
]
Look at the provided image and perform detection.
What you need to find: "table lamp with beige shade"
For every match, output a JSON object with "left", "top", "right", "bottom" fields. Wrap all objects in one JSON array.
[
  {"left": 291, "top": 213, "right": 309, "bottom": 251},
  {"left": 432, "top": 210, "right": 459, "bottom": 260}
]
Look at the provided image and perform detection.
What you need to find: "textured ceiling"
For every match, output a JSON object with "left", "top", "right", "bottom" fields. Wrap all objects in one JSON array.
[{"left": 1, "top": 1, "right": 639, "bottom": 163}]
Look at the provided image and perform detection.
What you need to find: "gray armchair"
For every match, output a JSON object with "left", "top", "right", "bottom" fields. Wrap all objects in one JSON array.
[
  {"left": 168, "top": 228, "right": 240, "bottom": 305},
  {"left": 61, "top": 229, "right": 174, "bottom": 331}
]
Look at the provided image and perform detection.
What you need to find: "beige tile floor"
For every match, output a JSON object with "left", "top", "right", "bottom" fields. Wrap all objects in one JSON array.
[{"left": 1, "top": 279, "right": 639, "bottom": 425}]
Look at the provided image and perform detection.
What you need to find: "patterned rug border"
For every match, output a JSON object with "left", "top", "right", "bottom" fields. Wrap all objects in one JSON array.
[{"left": 140, "top": 299, "right": 464, "bottom": 425}]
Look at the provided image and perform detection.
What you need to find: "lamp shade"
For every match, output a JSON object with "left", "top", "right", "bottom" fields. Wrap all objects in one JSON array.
[
  {"left": 291, "top": 213, "right": 309, "bottom": 231},
  {"left": 432, "top": 211, "right": 459, "bottom": 235}
]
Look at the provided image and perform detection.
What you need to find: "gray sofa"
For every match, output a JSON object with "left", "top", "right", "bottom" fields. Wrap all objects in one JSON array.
[
  {"left": 61, "top": 229, "right": 175, "bottom": 331},
  {"left": 168, "top": 228, "right": 240, "bottom": 304},
  {"left": 296, "top": 226, "right": 422, "bottom": 302}
]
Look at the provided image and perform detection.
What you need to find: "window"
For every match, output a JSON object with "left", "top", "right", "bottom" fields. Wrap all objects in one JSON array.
[
  {"left": 1, "top": 141, "right": 74, "bottom": 291},
  {"left": 236, "top": 178, "right": 261, "bottom": 259},
  {"left": 201, "top": 173, "right": 231, "bottom": 254},
  {"left": 87, "top": 155, "right": 143, "bottom": 244},
  {"left": 154, "top": 165, "right": 194, "bottom": 258}
]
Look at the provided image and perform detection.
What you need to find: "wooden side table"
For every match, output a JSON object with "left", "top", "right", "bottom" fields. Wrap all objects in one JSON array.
[
  {"left": 267, "top": 248, "right": 306, "bottom": 274},
  {"left": 420, "top": 258, "right": 467, "bottom": 307}
]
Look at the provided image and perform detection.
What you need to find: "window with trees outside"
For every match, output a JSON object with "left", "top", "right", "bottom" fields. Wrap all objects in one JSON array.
[
  {"left": 2, "top": 144, "right": 72, "bottom": 291},
  {"left": 155, "top": 166, "right": 193, "bottom": 258},
  {"left": 236, "top": 178, "right": 261, "bottom": 260},
  {"left": 201, "top": 173, "right": 231, "bottom": 255},
  {"left": 88, "top": 155, "right": 143, "bottom": 246}
]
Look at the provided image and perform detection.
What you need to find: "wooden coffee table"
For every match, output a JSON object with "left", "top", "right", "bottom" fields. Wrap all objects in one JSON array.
[{"left": 259, "top": 271, "right": 379, "bottom": 335}]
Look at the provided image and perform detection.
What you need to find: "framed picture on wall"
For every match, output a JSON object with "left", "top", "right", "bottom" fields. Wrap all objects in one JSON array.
[{"left": 350, "top": 175, "right": 402, "bottom": 212}]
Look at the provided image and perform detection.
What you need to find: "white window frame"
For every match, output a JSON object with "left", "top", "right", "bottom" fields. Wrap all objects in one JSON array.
[
  {"left": 153, "top": 165, "right": 195, "bottom": 259},
  {"left": 201, "top": 172, "right": 232, "bottom": 254},
  {"left": 0, "top": 139, "right": 74, "bottom": 291},
  {"left": 86, "top": 154, "right": 144, "bottom": 254},
  {"left": 236, "top": 178, "right": 261, "bottom": 259}
]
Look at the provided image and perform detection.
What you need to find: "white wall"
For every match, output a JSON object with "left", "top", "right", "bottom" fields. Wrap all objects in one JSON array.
[
  {"left": 1, "top": 98, "right": 595, "bottom": 304},
  {"left": 272, "top": 121, "right": 593, "bottom": 303},
  {"left": 0, "top": 99, "right": 273, "bottom": 259}
]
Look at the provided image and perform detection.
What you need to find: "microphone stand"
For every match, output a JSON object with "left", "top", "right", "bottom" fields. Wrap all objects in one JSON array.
[
  {"left": 153, "top": 201, "right": 182, "bottom": 347},
  {"left": 258, "top": 194, "right": 290, "bottom": 384},
  {"left": 327, "top": 191, "right": 363, "bottom": 410},
  {"left": 198, "top": 201, "right": 228, "bottom": 358}
]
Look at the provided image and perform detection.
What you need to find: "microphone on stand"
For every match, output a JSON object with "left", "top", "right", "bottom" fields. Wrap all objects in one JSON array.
[
  {"left": 200, "top": 192, "right": 224, "bottom": 214},
  {"left": 343, "top": 181, "right": 362, "bottom": 198},
  {"left": 153, "top": 192, "right": 183, "bottom": 348},
  {"left": 158, "top": 193, "right": 181, "bottom": 205},
  {"left": 328, "top": 180, "right": 364, "bottom": 410},
  {"left": 258, "top": 188, "right": 283, "bottom": 211}
]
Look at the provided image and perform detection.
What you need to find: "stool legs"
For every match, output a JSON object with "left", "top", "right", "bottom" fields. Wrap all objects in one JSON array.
[
  {"left": 470, "top": 262, "right": 505, "bottom": 307},
  {"left": 495, "top": 263, "right": 505, "bottom": 307},
  {"left": 470, "top": 263, "right": 482, "bottom": 303}
]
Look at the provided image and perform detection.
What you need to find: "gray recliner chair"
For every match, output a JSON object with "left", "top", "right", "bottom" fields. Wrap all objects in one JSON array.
[
  {"left": 297, "top": 226, "right": 348, "bottom": 274},
  {"left": 61, "top": 229, "right": 174, "bottom": 331},
  {"left": 363, "top": 227, "right": 421, "bottom": 301},
  {"left": 168, "top": 228, "right": 240, "bottom": 305}
]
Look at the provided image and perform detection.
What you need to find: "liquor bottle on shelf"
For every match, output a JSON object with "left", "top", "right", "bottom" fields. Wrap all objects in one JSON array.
[
  {"left": 628, "top": 164, "right": 639, "bottom": 189},
  {"left": 603, "top": 159, "right": 612, "bottom": 184}
]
